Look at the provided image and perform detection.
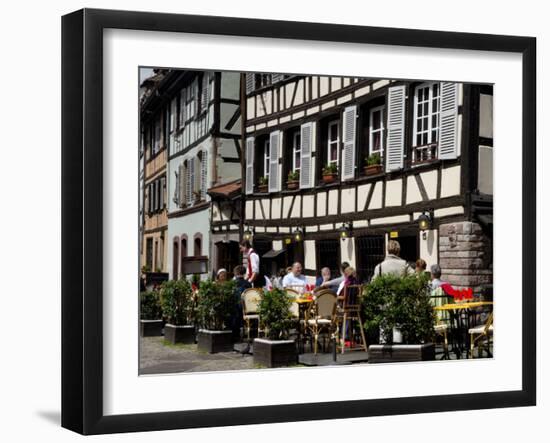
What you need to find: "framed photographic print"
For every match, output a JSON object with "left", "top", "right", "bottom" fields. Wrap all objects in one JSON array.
[{"left": 61, "top": 8, "right": 536, "bottom": 435}]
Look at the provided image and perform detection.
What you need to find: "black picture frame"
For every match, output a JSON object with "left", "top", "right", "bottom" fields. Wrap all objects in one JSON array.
[{"left": 62, "top": 8, "right": 536, "bottom": 435}]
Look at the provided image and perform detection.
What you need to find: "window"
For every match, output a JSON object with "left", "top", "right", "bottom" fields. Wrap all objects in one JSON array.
[
  {"left": 145, "top": 238, "right": 153, "bottom": 270},
  {"left": 256, "top": 74, "right": 272, "bottom": 88},
  {"left": 170, "top": 97, "right": 177, "bottom": 133},
  {"left": 194, "top": 236, "right": 202, "bottom": 257},
  {"left": 153, "top": 115, "right": 161, "bottom": 155},
  {"left": 327, "top": 120, "right": 340, "bottom": 167},
  {"left": 263, "top": 138, "right": 270, "bottom": 179},
  {"left": 412, "top": 82, "right": 440, "bottom": 162},
  {"left": 369, "top": 106, "right": 385, "bottom": 155},
  {"left": 355, "top": 235, "right": 385, "bottom": 283},
  {"left": 292, "top": 130, "right": 301, "bottom": 172}
]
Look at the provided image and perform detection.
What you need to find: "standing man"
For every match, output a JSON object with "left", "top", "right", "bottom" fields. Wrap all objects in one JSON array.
[{"left": 239, "top": 239, "right": 261, "bottom": 288}]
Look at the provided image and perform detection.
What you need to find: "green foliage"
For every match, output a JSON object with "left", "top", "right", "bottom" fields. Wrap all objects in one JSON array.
[
  {"left": 322, "top": 163, "right": 338, "bottom": 174},
  {"left": 196, "top": 279, "right": 237, "bottom": 330},
  {"left": 258, "top": 288, "right": 293, "bottom": 340},
  {"left": 159, "top": 279, "right": 194, "bottom": 325},
  {"left": 258, "top": 176, "right": 268, "bottom": 186},
  {"left": 287, "top": 170, "right": 300, "bottom": 181},
  {"left": 140, "top": 290, "right": 162, "bottom": 320},
  {"left": 362, "top": 273, "right": 435, "bottom": 344},
  {"left": 366, "top": 152, "right": 382, "bottom": 166}
]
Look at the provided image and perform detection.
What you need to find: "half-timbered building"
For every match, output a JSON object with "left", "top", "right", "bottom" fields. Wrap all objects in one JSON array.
[
  {"left": 140, "top": 69, "right": 169, "bottom": 274},
  {"left": 242, "top": 73, "right": 493, "bottom": 290},
  {"left": 143, "top": 70, "right": 243, "bottom": 280}
]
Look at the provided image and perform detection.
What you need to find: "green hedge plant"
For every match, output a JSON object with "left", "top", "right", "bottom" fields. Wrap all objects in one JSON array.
[
  {"left": 196, "top": 279, "right": 237, "bottom": 330},
  {"left": 140, "top": 290, "right": 162, "bottom": 320},
  {"left": 258, "top": 288, "right": 293, "bottom": 340},
  {"left": 362, "top": 273, "right": 435, "bottom": 344},
  {"left": 159, "top": 279, "right": 194, "bottom": 325}
]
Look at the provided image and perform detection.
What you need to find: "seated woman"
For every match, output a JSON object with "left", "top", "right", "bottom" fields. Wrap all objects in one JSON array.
[{"left": 337, "top": 266, "right": 358, "bottom": 296}]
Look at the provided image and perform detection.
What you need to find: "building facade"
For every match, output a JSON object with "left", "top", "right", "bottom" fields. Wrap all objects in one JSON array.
[
  {"left": 242, "top": 74, "right": 493, "bottom": 290},
  {"left": 140, "top": 70, "right": 169, "bottom": 274},
  {"left": 147, "top": 70, "right": 244, "bottom": 280}
]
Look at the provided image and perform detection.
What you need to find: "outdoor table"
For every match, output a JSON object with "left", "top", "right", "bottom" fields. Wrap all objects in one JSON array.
[{"left": 434, "top": 301, "right": 493, "bottom": 358}]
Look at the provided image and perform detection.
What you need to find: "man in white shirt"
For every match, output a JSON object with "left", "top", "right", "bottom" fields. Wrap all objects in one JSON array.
[
  {"left": 239, "top": 240, "right": 261, "bottom": 287},
  {"left": 282, "top": 262, "right": 307, "bottom": 289}
]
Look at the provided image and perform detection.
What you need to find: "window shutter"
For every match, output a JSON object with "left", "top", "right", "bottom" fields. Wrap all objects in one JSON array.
[
  {"left": 179, "top": 163, "right": 186, "bottom": 207},
  {"left": 342, "top": 105, "right": 357, "bottom": 181},
  {"left": 268, "top": 131, "right": 281, "bottom": 193},
  {"left": 201, "top": 150, "right": 208, "bottom": 200},
  {"left": 201, "top": 74, "right": 208, "bottom": 111},
  {"left": 159, "top": 177, "right": 165, "bottom": 209},
  {"left": 271, "top": 73, "right": 284, "bottom": 84},
  {"left": 299, "top": 122, "right": 314, "bottom": 189},
  {"left": 386, "top": 85, "right": 406, "bottom": 172},
  {"left": 173, "top": 168, "right": 180, "bottom": 206},
  {"left": 245, "top": 137, "right": 255, "bottom": 195},
  {"left": 245, "top": 73, "right": 255, "bottom": 94},
  {"left": 186, "top": 160, "right": 193, "bottom": 205},
  {"left": 147, "top": 184, "right": 152, "bottom": 214},
  {"left": 438, "top": 82, "right": 459, "bottom": 160}
]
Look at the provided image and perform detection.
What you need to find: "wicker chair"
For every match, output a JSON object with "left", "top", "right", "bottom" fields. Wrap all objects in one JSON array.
[
  {"left": 469, "top": 312, "right": 494, "bottom": 358},
  {"left": 336, "top": 284, "right": 367, "bottom": 353},
  {"left": 241, "top": 288, "right": 262, "bottom": 341},
  {"left": 307, "top": 289, "right": 337, "bottom": 354}
]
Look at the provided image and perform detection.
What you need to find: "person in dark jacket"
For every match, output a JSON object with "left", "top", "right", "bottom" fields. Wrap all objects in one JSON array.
[{"left": 231, "top": 265, "right": 251, "bottom": 341}]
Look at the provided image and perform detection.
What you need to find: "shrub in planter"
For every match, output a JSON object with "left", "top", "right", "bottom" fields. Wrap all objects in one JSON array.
[
  {"left": 364, "top": 152, "right": 383, "bottom": 175},
  {"left": 322, "top": 163, "right": 338, "bottom": 183},
  {"left": 196, "top": 279, "right": 237, "bottom": 353},
  {"left": 254, "top": 288, "right": 297, "bottom": 367},
  {"left": 287, "top": 170, "right": 299, "bottom": 190},
  {"left": 258, "top": 176, "right": 268, "bottom": 193},
  {"left": 159, "top": 279, "right": 195, "bottom": 344},
  {"left": 363, "top": 273, "right": 436, "bottom": 363},
  {"left": 140, "top": 290, "right": 163, "bottom": 337}
]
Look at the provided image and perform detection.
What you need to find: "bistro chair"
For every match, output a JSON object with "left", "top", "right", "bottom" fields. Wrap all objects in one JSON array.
[
  {"left": 469, "top": 312, "right": 494, "bottom": 358},
  {"left": 431, "top": 287, "right": 453, "bottom": 360},
  {"left": 241, "top": 288, "right": 263, "bottom": 341},
  {"left": 336, "top": 284, "right": 368, "bottom": 354},
  {"left": 284, "top": 285, "right": 305, "bottom": 296},
  {"left": 307, "top": 290, "right": 337, "bottom": 354}
]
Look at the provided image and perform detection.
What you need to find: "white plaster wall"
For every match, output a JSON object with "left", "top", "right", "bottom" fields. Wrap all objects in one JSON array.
[
  {"left": 420, "top": 170, "right": 438, "bottom": 200},
  {"left": 317, "top": 192, "right": 327, "bottom": 217},
  {"left": 291, "top": 196, "right": 301, "bottom": 218},
  {"left": 304, "top": 240, "right": 316, "bottom": 270},
  {"left": 341, "top": 187, "right": 356, "bottom": 213},
  {"left": 302, "top": 195, "right": 315, "bottom": 217},
  {"left": 368, "top": 181, "right": 383, "bottom": 210},
  {"left": 328, "top": 189, "right": 339, "bottom": 215},
  {"left": 406, "top": 175, "right": 423, "bottom": 204},
  {"left": 385, "top": 179, "right": 402, "bottom": 207},
  {"left": 340, "top": 237, "right": 356, "bottom": 268},
  {"left": 419, "top": 228, "right": 438, "bottom": 269},
  {"left": 271, "top": 197, "right": 281, "bottom": 219},
  {"left": 440, "top": 165, "right": 461, "bottom": 198}
]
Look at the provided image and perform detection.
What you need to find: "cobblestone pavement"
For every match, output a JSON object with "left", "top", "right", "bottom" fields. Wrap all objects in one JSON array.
[{"left": 139, "top": 337, "right": 255, "bottom": 375}]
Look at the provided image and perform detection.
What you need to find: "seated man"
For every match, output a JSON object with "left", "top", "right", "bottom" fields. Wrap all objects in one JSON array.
[
  {"left": 318, "top": 262, "right": 349, "bottom": 293},
  {"left": 430, "top": 264, "right": 445, "bottom": 290},
  {"left": 315, "top": 267, "right": 331, "bottom": 288},
  {"left": 282, "top": 262, "right": 307, "bottom": 289}
]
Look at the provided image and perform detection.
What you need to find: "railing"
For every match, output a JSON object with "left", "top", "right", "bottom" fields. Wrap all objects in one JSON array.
[{"left": 411, "top": 143, "right": 438, "bottom": 165}]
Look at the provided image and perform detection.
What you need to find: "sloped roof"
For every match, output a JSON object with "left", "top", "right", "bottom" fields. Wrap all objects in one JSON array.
[{"left": 207, "top": 180, "right": 242, "bottom": 199}]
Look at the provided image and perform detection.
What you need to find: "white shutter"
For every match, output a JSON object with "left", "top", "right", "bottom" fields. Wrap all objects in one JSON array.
[
  {"left": 201, "top": 74, "right": 208, "bottom": 111},
  {"left": 386, "top": 85, "right": 406, "bottom": 172},
  {"left": 299, "top": 122, "right": 314, "bottom": 189},
  {"left": 186, "top": 160, "right": 193, "bottom": 205},
  {"left": 271, "top": 73, "right": 284, "bottom": 84},
  {"left": 245, "top": 137, "right": 255, "bottom": 195},
  {"left": 159, "top": 177, "right": 165, "bottom": 209},
  {"left": 201, "top": 150, "right": 208, "bottom": 200},
  {"left": 438, "top": 82, "right": 459, "bottom": 160},
  {"left": 245, "top": 73, "right": 255, "bottom": 94},
  {"left": 268, "top": 131, "right": 281, "bottom": 193},
  {"left": 342, "top": 105, "right": 357, "bottom": 181}
]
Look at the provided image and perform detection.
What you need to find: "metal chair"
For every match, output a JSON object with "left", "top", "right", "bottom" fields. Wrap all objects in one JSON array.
[
  {"left": 336, "top": 284, "right": 368, "bottom": 353},
  {"left": 241, "top": 288, "right": 262, "bottom": 341},
  {"left": 307, "top": 290, "right": 337, "bottom": 354}
]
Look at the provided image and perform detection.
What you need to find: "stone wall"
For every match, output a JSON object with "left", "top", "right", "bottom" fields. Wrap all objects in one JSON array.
[{"left": 438, "top": 221, "right": 492, "bottom": 291}]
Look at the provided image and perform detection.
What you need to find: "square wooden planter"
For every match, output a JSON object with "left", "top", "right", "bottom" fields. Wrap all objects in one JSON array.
[
  {"left": 197, "top": 329, "right": 234, "bottom": 353},
  {"left": 368, "top": 343, "right": 435, "bottom": 363},
  {"left": 253, "top": 338, "right": 297, "bottom": 368},
  {"left": 139, "top": 319, "right": 163, "bottom": 337},
  {"left": 164, "top": 324, "right": 195, "bottom": 344}
]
